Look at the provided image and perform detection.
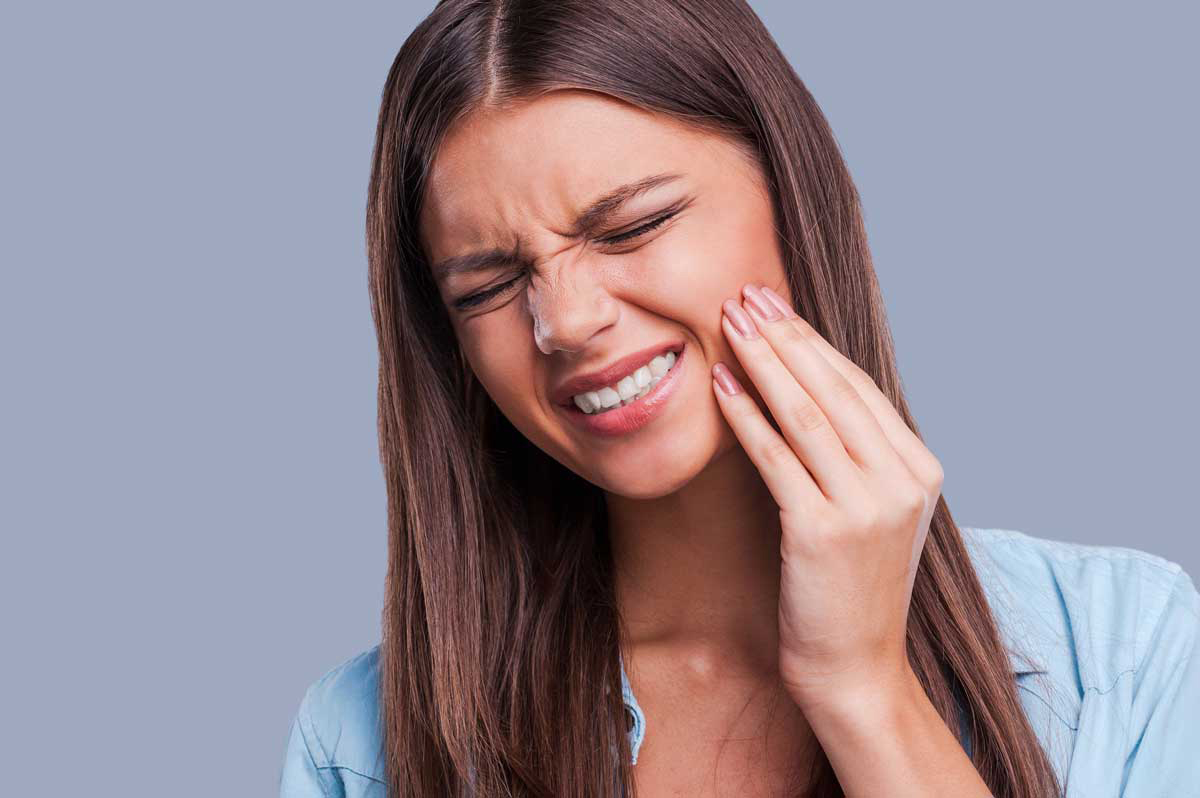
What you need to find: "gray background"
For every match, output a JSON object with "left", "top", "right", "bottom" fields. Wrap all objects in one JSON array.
[{"left": 1, "top": 1, "right": 1195, "bottom": 795}]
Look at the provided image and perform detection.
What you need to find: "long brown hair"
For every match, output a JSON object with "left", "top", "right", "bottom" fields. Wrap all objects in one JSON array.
[{"left": 365, "top": 1, "right": 1062, "bottom": 795}]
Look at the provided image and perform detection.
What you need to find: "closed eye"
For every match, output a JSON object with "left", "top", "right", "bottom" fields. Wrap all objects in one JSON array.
[
  {"left": 452, "top": 275, "right": 523, "bottom": 310},
  {"left": 597, "top": 209, "right": 679, "bottom": 245},
  {"left": 452, "top": 209, "right": 682, "bottom": 311}
]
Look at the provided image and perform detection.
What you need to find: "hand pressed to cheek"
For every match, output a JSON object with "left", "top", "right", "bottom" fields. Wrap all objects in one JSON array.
[
  {"left": 709, "top": 281, "right": 945, "bottom": 705},
  {"left": 753, "top": 284, "right": 946, "bottom": 495},
  {"left": 723, "top": 284, "right": 942, "bottom": 496},
  {"left": 712, "top": 297, "right": 782, "bottom": 429}
]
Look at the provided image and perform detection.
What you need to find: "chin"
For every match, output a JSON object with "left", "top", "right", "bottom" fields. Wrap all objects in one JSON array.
[
  {"left": 507, "top": 392, "right": 726, "bottom": 499},
  {"left": 584, "top": 431, "right": 719, "bottom": 499}
]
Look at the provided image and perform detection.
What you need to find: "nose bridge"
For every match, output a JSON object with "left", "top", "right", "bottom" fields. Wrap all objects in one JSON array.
[{"left": 527, "top": 247, "right": 618, "bottom": 355}]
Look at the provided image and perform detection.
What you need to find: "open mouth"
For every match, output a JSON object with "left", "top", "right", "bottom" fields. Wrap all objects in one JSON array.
[{"left": 561, "top": 343, "right": 685, "bottom": 416}]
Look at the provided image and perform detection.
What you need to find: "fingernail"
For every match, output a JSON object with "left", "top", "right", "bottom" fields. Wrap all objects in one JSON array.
[
  {"left": 712, "top": 362, "right": 743, "bottom": 395},
  {"left": 722, "top": 298, "right": 759, "bottom": 339},
  {"left": 742, "top": 284, "right": 782, "bottom": 321},
  {"left": 759, "top": 285, "right": 798, "bottom": 319}
]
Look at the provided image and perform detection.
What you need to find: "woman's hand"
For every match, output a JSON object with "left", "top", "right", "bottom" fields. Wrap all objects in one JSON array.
[{"left": 711, "top": 282, "right": 945, "bottom": 713}]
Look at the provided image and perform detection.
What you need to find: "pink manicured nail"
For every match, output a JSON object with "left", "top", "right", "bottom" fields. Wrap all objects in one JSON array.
[
  {"left": 742, "top": 284, "right": 782, "bottom": 321},
  {"left": 722, "top": 298, "right": 759, "bottom": 339},
  {"left": 759, "top": 285, "right": 798, "bottom": 319},
  {"left": 712, "top": 362, "right": 743, "bottom": 395}
]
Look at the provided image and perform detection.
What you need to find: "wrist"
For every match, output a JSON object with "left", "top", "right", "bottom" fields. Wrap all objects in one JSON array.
[{"left": 786, "top": 663, "right": 921, "bottom": 732}]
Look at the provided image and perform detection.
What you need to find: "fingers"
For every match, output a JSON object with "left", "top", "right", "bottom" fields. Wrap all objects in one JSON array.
[
  {"left": 711, "top": 361, "right": 827, "bottom": 515},
  {"left": 739, "top": 284, "right": 904, "bottom": 479},
  {"left": 757, "top": 285, "right": 944, "bottom": 489},
  {"left": 719, "top": 300, "right": 865, "bottom": 504}
]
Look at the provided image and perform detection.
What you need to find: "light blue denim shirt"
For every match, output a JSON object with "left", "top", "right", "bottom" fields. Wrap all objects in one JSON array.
[{"left": 278, "top": 527, "right": 1200, "bottom": 796}]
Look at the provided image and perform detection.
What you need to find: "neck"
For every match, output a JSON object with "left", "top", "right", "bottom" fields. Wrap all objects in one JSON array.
[{"left": 607, "top": 443, "right": 783, "bottom": 677}]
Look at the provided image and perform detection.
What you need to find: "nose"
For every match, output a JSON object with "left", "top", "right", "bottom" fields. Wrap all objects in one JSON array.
[{"left": 526, "top": 258, "right": 620, "bottom": 355}]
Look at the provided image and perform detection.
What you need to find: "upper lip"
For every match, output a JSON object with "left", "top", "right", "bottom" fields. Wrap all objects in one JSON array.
[{"left": 550, "top": 340, "right": 684, "bottom": 406}]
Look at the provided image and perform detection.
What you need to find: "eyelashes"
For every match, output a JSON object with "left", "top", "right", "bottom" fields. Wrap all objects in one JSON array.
[
  {"left": 453, "top": 275, "right": 523, "bottom": 310},
  {"left": 596, "top": 209, "right": 678, "bottom": 245},
  {"left": 452, "top": 209, "right": 681, "bottom": 311}
]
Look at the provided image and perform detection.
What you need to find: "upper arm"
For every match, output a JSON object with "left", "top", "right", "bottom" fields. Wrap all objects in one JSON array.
[{"left": 1120, "top": 567, "right": 1200, "bottom": 796}]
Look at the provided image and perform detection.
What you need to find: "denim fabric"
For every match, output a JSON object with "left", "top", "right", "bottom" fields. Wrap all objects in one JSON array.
[{"left": 279, "top": 526, "right": 1200, "bottom": 796}]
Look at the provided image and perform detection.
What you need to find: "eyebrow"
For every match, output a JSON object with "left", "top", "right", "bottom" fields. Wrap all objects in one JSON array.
[{"left": 430, "top": 172, "right": 684, "bottom": 281}]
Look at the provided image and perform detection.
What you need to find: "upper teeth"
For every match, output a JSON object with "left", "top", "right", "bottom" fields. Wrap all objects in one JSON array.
[{"left": 572, "top": 351, "right": 678, "bottom": 414}]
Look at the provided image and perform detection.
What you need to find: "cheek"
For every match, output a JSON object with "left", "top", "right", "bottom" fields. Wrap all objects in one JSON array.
[
  {"left": 462, "top": 333, "right": 542, "bottom": 419},
  {"left": 690, "top": 198, "right": 786, "bottom": 293},
  {"left": 617, "top": 234, "right": 727, "bottom": 335},
  {"left": 628, "top": 216, "right": 783, "bottom": 343}
]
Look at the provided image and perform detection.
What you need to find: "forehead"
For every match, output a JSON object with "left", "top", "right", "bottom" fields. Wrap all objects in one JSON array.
[{"left": 419, "top": 89, "right": 731, "bottom": 262}]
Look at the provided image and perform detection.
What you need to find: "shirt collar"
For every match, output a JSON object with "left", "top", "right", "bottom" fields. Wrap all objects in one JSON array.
[{"left": 618, "top": 652, "right": 646, "bottom": 764}]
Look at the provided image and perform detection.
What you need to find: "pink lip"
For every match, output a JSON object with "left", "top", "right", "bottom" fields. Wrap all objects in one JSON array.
[
  {"left": 556, "top": 343, "right": 687, "bottom": 437},
  {"left": 550, "top": 340, "right": 685, "bottom": 407}
]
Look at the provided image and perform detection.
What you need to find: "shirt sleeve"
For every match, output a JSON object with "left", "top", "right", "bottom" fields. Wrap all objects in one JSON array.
[
  {"left": 280, "top": 687, "right": 337, "bottom": 798},
  {"left": 1120, "top": 567, "right": 1200, "bottom": 796}
]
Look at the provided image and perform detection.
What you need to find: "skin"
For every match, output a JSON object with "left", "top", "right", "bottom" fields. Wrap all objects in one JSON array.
[{"left": 420, "top": 88, "right": 990, "bottom": 797}]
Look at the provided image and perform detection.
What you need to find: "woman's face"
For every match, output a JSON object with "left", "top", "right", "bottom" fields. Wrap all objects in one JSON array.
[{"left": 420, "top": 89, "right": 787, "bottom": 499}]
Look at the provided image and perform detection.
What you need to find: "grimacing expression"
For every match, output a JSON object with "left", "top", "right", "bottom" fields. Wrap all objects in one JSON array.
[{"left": 419, "top": 89, "right": 788, "bottom": 499}]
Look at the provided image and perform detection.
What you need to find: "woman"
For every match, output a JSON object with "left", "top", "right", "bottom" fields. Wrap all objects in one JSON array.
[{"left": 279, "top": 1, "right": 1199, "bottom": 796}]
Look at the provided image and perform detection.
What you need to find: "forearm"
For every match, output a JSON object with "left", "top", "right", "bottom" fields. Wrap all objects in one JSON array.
[{"left": 795, "top": 667, "right": 994, "bottom": 798}]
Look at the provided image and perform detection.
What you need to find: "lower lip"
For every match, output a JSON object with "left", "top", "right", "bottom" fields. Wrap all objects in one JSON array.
[{"left": 557, "top": 345, "right": 688, "bottom": 438}]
